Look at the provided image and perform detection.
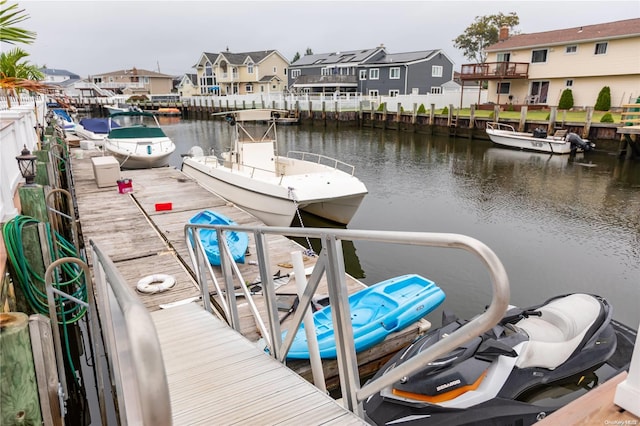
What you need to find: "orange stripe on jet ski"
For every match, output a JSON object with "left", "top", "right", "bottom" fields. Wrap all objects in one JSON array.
[{"left": 392, "top": 370, "right": 487, "bottom": 403}]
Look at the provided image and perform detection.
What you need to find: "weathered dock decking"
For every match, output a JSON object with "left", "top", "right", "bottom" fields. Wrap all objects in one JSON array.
[{"left": 69, "top": 147, "right": 429, "bottom": 421}]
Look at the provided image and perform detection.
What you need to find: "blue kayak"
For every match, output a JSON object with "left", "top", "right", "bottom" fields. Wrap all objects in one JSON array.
[
  {"left": 284, "top": 274, "right": 445, "bottom": 359},
  {"left": 188, "top": 210, "right": 249, "bottom": 266}
]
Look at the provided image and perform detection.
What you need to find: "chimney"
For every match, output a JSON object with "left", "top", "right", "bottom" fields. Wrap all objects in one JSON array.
[{"left": 499, "top": 26, "right": 509, "bottom": 41}]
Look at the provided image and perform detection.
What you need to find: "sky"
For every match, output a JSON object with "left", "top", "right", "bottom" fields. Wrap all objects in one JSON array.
[{"left": 6, "top": 0, "right": 640, "bottom": 78}]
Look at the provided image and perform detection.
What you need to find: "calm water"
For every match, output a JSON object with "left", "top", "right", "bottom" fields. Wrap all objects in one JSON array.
[{"left": 159, "top": 117, "right": 640, "bottom": 329}]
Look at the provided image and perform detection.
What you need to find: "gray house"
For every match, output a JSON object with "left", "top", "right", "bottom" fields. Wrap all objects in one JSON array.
[{"left": 288, "top": 46, "right": 454, "bottom": 96}]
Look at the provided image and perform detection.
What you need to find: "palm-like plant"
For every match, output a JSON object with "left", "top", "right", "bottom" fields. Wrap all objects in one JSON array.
[
  {"left": 0, "top": 1, "right": 51, "bottom": 107},
  {"left": 0, "top": 0, "right": 36, "bottom": 44}
]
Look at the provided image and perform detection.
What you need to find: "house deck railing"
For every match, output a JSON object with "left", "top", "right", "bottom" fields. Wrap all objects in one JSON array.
[{"left": 460, "top": 62, "right": 529, "bottom": 80}]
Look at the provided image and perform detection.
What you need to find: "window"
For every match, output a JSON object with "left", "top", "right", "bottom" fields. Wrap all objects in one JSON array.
[
  {"left": 321, "top": 68, "right": 331, "bottom": 76},
  {"left": 388, "top": 90, "right": 399, "bottom": 97},
  {"left": 566, "top": 79, "right": 573, "bottom": 87},
  {"left": 359, "top": 69, "right": 367, "bottom": 80},
  {"left": 430, "top": 86, "right": 442, "bottom": 94},
  {"left": 565, "top": 45, "right": 577, "bottom": 54},
  {"left": 273, "top": 66, "right": 277, "bottom": 73},
  {"left": 531, "top": 49, "right": 548, "bottom": 63},
  {"left": 245, "top": 83, "right": 253, "bottom": 93},
  {"left": 389, "top": 67, "right": 400, "bottom": 79},
  {"left": 247, "top": 63, "right": 254, "bottom": 73},
  {"left": 497, "top": 82, "right": 511, "bottom": 94},
  {"left": 368, "top": 89, "right": 379, "bottom": 96},
  {"left": 497, "top": 52, "right": 511, "bottom": 62},
  {"left": 411, "top": 88, "right": 419, "bottom": 95},
  {"left": 595, "top": 42, "right": 608, "bottom": 55},
  {"left": 431, "top": 65, "right": 443, "bottom": 77},
  {"left": 291, "top": 69, "right": 301, "bottom": 78},
  {"left": 369, "top": 68, "right": 379, "bottom": 80}
]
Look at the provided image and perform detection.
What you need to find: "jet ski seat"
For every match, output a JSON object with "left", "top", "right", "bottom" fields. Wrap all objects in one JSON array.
[{"left": 514, "top": 294, "right": 602, "bottom": 370}]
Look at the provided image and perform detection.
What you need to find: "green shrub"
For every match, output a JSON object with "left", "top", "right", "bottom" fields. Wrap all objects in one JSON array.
[
  {"left": 441, "top": 106, "right": 449, "bottom": 115},
  {"left": 600, "top": 112, "right": 614, "bottom": 123},
  {"left": 558, "top": 89, "right": 574, "bottom": 110},
  {"left": 595, "top": 86, "right": 611, "bottom": 111},
  {"left": 545, "top": 113, "right": 550, "bottom": 120},
  {"left": 417, "top": 104, "right": 426, "bottom": 114},
  {"left": 376, "top": 102, "right": 386, "bottom": 112},
  {"left": 506, "top": 104, "right": 515, "bottom": 112}
]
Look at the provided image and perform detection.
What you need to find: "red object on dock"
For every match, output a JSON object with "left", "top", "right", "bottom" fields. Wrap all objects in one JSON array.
[
  {"left": 117, "top": 179, "right": 133, "bottom": 194},
  {"left": 155, "top": 202, "right": 173, "bottom": 211}
]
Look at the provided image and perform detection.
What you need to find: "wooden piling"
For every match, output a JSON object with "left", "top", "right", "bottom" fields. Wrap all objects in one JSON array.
[{"left": 0, "top": 312, "right": 43, "bottom": 426}]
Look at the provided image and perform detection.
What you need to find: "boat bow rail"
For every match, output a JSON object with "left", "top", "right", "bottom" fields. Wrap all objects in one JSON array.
[
  {"left": 286, "top": 150, "right": 357, "bottom": 176},
  {"left": 184, "top": 224, "right": 511, "bottom": 417}
]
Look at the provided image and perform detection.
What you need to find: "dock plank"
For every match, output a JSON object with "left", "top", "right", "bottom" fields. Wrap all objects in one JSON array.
[{"left": 152, "top": 303, "right": 367, "bottom": 425}]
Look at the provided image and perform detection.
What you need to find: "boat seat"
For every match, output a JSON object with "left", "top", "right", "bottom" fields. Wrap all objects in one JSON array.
[{"left": 514, "top": 294, "right": 602, "bottom": 370}]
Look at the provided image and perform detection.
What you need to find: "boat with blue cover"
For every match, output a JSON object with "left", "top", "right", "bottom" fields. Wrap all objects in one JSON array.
[
  {"left": 284, "top": 274, "right": 446, "bottom": 359},
  {"left": 188, "top": 210, "right": 249, "bottom": 266},
  {"left": 74, "top": 118, "right": 118, "bottom": 145}
]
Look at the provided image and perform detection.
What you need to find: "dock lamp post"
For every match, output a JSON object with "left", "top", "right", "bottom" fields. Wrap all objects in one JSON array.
[{"left": 16, "top": 145, "right": 37, "bottom": 185}]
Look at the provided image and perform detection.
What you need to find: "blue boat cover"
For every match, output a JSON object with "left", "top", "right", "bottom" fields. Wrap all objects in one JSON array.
[
  {"left": 188, "top": 210, "right": 249, "bottom": 266},
  {"left": 284, "top": 274, "right": 446, "bottom": 359},
  {"left": 79, "top": 118, "right": 118, "bottom": 134}
]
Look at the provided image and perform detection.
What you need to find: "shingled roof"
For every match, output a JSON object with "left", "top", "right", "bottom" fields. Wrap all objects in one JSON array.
[{"left": 486, "top": 18, "right": 640, "bottom": 51}]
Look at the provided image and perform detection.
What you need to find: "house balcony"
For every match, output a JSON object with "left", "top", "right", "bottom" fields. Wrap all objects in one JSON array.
[{"left": 459, "top": 62, "right": 529, "bottom": 81}]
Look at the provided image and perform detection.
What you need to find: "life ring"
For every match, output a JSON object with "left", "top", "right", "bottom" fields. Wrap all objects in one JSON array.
[{"left": 136, "top": 274, "right": 176, "bottom": 294}]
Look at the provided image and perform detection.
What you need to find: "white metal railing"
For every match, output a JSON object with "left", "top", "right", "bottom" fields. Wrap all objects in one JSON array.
[
  {"left": 184, "top": 224, "right": 510, "bottom": 418},
  {"left": 88, "top": 240, "right": 172, "bottom": 425},
  {"left": 286, "top": 150, "right": 357, "bottom": 176}
]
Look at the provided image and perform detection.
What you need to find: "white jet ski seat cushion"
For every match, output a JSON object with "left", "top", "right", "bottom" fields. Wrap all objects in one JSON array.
[{"left": 514, "top": 294, "right": 602, "bottom": 369}]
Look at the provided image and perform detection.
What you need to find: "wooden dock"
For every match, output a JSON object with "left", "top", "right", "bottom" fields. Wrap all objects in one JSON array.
[
  {"left": 537, "top": 372, "right": 639, "bottom": 425},
  {"left": 69, "top": 148, "right": 428, "bottom": 405}
]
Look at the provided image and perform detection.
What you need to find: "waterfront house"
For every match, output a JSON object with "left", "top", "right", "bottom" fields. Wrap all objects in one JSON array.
[
  {"left": 460, "top": 18, "right": 640, "bottom": 108},
  {"left": 288, "top": 45, "right": 455, "bottom": 96},
  {"left": 89, "top": 67, "right": 175, "bottom": 96},
  {"left": 176, "top": 73, "right": 198, "bottom": 97},
  {"left": 192, "top": 49, "right": 289, "bottom": 95}
]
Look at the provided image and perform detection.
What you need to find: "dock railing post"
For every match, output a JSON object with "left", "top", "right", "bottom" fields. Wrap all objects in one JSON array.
[{"left": 614, "top": 320, "right": 640, "bottom": 416}]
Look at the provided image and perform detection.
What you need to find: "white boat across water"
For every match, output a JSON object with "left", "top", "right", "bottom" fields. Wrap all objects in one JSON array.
[
  {"left": 486, "top": 122, "right": 595, "bottom": 154},
  {"left": 181, "top": 109, "right": 368, "bottom": 226},
  {"left": 104, "top": 110, "right": 176, "bottom": 169}
]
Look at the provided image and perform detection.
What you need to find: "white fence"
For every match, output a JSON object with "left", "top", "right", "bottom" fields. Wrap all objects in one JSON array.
[
  {"left": 184, "top": 87, "right": 487, "bottom": 113},
  {"left": 0, "top": 100, "right": 46, "bottom": 221}
]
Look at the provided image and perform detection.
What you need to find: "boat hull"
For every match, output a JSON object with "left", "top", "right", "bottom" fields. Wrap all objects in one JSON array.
[
  {"left": 284, "top": 274, "right": 446, "bottom": 359},
  {"left": 182, "top": 156, "right": 367, "bottom": 226},
  {"left": 105, "top": 141, "right": 173, "bottom": 169}
]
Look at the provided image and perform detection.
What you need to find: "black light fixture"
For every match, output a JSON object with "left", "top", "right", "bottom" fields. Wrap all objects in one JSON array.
[{"left": 15, "top": 145, "right": 37, "bottom": 185}]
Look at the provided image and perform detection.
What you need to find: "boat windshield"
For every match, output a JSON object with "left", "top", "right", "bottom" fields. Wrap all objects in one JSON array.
[{"left": 110, "top": 112, "right": 159, "bottom": 128}]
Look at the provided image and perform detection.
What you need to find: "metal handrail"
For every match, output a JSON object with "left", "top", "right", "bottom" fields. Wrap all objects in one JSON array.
[
  {"left": 89, "top": 239, "right": 172, "bottom": 425},
  {"left": 286, "top": 150, "right": 357, "bottom": 175},
  {"left": 183, "top": 224, "right": 510, "bottom": 418}
]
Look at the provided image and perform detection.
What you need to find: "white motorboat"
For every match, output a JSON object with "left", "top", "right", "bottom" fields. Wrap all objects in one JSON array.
[
  {"left": 104, "top": 111, "right": 176, "bottom": 169},
  {"left": 486, "top": 122, "right": 595, "bottom": 154},
  {"left": 51, "top": 108, "right": 76, "bottom": 133},
  {"left": 181, "top": 109, "right": 368, "bottom": 226}
]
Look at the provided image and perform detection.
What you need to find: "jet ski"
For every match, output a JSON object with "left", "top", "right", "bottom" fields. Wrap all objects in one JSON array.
[{"left": 363, "top": 293, "right": 637, "bottom": 426}]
